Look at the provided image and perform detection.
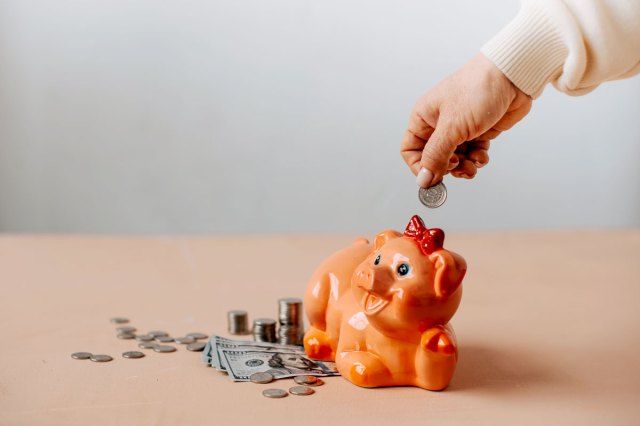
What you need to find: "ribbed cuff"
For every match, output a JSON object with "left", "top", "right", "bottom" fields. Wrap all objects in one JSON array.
[{"left": 481, "top": 2, "right": 568, "bottom": 98}]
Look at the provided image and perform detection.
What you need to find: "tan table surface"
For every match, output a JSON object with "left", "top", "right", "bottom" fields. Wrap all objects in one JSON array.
[{"left": 1, "top": 232, "right": 639, "bottom": 425}]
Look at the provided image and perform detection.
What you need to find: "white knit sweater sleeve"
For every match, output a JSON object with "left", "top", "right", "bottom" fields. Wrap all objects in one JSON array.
[{"left": 481, "top": 0, "right": 640, "bottom": 98}]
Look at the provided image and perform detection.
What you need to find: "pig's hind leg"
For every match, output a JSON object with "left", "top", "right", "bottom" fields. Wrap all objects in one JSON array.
[
  {"left": 303, "top": 273, "right": 338, "bottom": 361},
  {"left": 415, "top": 324, "right": 458, "bottom": 390}
]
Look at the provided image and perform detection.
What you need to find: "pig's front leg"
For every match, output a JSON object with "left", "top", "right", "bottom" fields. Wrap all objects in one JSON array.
[
  {"left": 415, "top": 324, "right": 458, "bottom": 390},
  {"left": 303, "top": 326, "right": 335, "bottom": 361}
]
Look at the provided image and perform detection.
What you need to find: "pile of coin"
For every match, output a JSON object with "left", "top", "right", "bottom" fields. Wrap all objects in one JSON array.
[
  {"left": 227, "top": 310, "right": 249, "bottom": 335},
  {"left": 253, "top": 318, "right": 277, "bottom": 343},
  {"left": 249, "top": 372, "right": 324, "bottom": 399},
  {"left": 277, "top": 298, "right": 304, "bottom": 345},
  {"left": 229, "top": 297, "right": 306, "bottom": 345},
  {"left": 134, "top": 329, "right": 208, "bottom": 353},
  {"left": 71, "top": 318, "right": 208, "bottom": 362}
]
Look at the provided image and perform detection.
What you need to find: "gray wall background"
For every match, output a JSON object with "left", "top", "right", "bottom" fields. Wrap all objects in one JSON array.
[{"left": 0, "top": 0, "right": 638, "bottom": 234}]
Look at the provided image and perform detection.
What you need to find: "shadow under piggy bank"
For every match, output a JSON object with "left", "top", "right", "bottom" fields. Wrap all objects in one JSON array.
[{"left": 449, "top": 343, "right": 574, "bottom": 393}]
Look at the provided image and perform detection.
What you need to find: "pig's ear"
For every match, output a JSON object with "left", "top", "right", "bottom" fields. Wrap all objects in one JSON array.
[
  {"left": 373, "top": 230, "right": 402, "bottom": 251},
  {"left": 428, "top": 250, "right": 467, "bottom": 297}
]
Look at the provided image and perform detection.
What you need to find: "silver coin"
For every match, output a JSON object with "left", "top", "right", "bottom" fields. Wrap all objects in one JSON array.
[
  {"left": 153, "top": 345, "right": 177, "bottom": 353},
  {"left": 250, "top": 372, "right": 274, "bottom": 384},
  {"left": 254, "top": 318, "right": 277, "bottom": 326},
  {"left": 110, "top": 317, "right": 129, "bottom": 324},
  {"left": 253, "top": 318, "right": 277, "bottom": 343},
  {"left": 71, "top": 352, "right": 92, "bottom": 360},
  {"left": 148, "top": 330, "right": 169, "bottom": 337},
  {"left": 289, "top": 385, "right": 315, "bottom": 396},
  {"left": 138, "top": 342, "right": 157, "bottom": 349},
  {"left": 293, "top": 375, "right": 318, "bottom": 385},
  {"left": 186, "top": 332, "right": 208, "bottom": 340},
  {"left": 174, "top": 337, "right": 195, "bottom": 345},
  {"left": 307, "top": 378, "right": 325, "bottom": 387},
  {"left": 155, "top": 336, "right": 174, "bottom": 343},
  {"left": 418, "top": 182, "right": 447, "bottom": 208},
  {"left": 186, "top": 342, "right": 206, "bottom": 352},
  {"left": 117, "top": 332, "right": 136, "bottom": 340},
  {"left": 262, "top": 389, "right": 288, "bottom": 399},
  {"left": 228, "top": 310, "right": 249, "bottom": 335},
  {"left": 278, "top": 298, "right": 303, "bottom": 325},
  {"left": 122, "top": 351, "right": 145, "bottom": 359},
  {"left": 135, "top": 334, "right": 154, "bottom": 342},
  {"left": 116, "top": 326, "right": 136, "bottom": 333},
  {"left": 89, "top": 354, "right": 113, "bottom": 362}
]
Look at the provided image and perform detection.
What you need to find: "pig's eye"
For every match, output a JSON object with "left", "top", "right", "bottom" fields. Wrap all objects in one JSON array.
[
  {"left": 374, "top": 254, "right": 381, "bottom": 265},
  {"left": 397, "top": 264, "right": 410, "bottom": 276}
]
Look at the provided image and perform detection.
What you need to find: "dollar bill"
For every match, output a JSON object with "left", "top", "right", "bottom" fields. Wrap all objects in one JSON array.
[
  {"left": 201, "top": 335, "right": 339, "bottom": 381},
  {"left": 203, "top": 335, "right": 306, "bottom": 371},
  {"left": 219, "top": 349, "right": 339, "bottom": 381},
  {"left": 202, "top": 338, "right": 214, "bottom": 366}
]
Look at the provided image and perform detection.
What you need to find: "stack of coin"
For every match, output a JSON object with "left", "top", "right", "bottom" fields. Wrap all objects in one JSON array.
[
  {"left": 227, "top": 310, "right": 250, "bottom": 335},
  {"left": 277, "top": 298, "right": 304, "bottom": 345},
  {"left": 253, "top": 318, "right": 277, "bottom": 343}
]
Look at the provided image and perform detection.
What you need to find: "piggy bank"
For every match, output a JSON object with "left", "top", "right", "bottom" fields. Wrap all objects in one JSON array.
[{"left": 303, "top": 215, "right": 467, "bottom": 390}]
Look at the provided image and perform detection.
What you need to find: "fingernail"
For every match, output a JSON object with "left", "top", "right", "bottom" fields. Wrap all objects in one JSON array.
[
  {"left": 474, "top": 161, "right": 485, "bottom": 169},
  {"left": 459, "top": 173, "right": 471, "bottom": 179},
  {"left": 416, "top": 167, "right": 434, "bottom": 188}
]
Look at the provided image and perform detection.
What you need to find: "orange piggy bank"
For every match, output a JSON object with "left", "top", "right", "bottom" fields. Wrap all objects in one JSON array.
[{"left": 303, "top": 215, "right": 467, "bottom": 390}]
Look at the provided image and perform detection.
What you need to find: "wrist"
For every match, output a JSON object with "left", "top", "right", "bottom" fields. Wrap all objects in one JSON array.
[{"left": 480, "top": 0, "right": 569, "bottom": 99}]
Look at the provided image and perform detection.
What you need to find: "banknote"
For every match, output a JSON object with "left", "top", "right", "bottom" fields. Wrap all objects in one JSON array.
[
  {"left": 204, "top": 335, "right": 305, "bottom": 371},
  {"left": 201, "top": 335, "right": 339, "bottom": 381},
  {"left": 219, "top": 349, "right": 339, "bottom": 381}
]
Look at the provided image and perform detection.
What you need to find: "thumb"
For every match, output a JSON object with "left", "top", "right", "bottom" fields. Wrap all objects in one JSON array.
[{"left": 416, "top": 119, "right": 462, "bottom": 188}]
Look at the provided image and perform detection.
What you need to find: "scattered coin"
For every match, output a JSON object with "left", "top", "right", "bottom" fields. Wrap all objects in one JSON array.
[
  {"left": 250, "top": 372, "right": 274, "bottom": 384},
  {"left": 117, "top": 332, "right": 136, "bottom": 340},
  {"left": 418, "top": 182, "right": 447, "bottom": 209},
  {"left": 307, "top": 378, "right": 325, "bottom": 387},
  {"left": 149, "top": 330, "right": 169, "bottom": 338},
  {"left": 262, "top": 389, "right": 288, "bottom": 399},
  {"left": 155, "top": 336, "right": 174, "bottom": 343},
  {"left": 122, "top": 351, "right": 145, "bottom": 359},
  {"left": 293, "top": 375, "right": 318, "bottom": 385},
  {"left": 116, "top": 326, "right": 136, "bottom": 333},
  {"left": 138, "top": 342, "right": 157, "bottom": 349},
  {"left": 89, "top": 354, "right": 113, "bottom": 362},
  {"left": 289, "top": 385, "right": 315, "bottom": 396},
  {"left": 174, "top": 337, "right": 195, "bottom": 345},
  {"left": 71, "top": 352, "right": 92, "bottom": 360},
  {"left": 135, "top": 334, "right": 154, "bottom": 342},
  {"left": 154, "top": 345, "right": 177, "bottom": 353},
  {"left": 110, "top": 317, "right": 129, "bottom": 324},
  {"left": 186, "top": 342, "right": 206, "bottom": 352},
  {"left": 186, "top": 332, "right": 208, "bottom": 340}
]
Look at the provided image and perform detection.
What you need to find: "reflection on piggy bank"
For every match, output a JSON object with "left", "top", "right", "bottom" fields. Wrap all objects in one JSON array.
[{"left": 303, "top": 215, "right": 467, "bottom": 390}]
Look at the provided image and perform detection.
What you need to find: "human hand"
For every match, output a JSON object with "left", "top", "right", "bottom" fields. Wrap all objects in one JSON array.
[{"left": 401, "top": 53, "right": 532, "bottom": 188}]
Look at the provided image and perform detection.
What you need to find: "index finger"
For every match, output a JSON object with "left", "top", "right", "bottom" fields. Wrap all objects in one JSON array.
[{"left": 400, "top": 113, "right": 435, "bottom": 176}]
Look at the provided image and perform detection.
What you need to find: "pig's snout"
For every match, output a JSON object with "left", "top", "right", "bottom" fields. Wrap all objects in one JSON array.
[{"left": 354, "top": 265, "right": 394, "bottom": 296}]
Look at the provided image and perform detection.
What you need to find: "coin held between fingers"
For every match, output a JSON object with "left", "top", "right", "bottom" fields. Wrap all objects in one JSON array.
[{"left": 418, "top": 182, "right": 447, "bottom": 209}]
